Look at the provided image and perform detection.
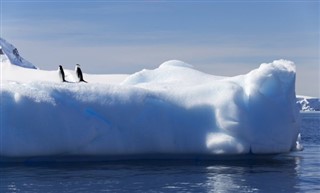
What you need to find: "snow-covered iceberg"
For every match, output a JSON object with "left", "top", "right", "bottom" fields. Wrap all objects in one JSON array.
[
  {"left": 0, "top": 38, "right": 37, "bottom": 69},
  {"left": 0, "top": 38, "right": 302, "bottom": 161},
  {"left": 296, "top": 96, "right": 320, "bottom": 111}
]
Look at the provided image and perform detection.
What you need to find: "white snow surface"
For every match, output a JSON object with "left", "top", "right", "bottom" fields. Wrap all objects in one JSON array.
[
  {"left": 0, "top": 57, "right": 302, "bottom": 160},
  {"left": 0, "top": 38, "right": 302, "bottom": 160}
]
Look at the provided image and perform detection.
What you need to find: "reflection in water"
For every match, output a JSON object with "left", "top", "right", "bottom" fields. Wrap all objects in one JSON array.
[
  {"left": 204, "top": 156, "right": 301, "bottom": 193},
  {"left": 0, "top": 156, "right": 301, "bottom": 193},
  {"left": 206, "top": 165, "right": 240, "bottom": 193}
]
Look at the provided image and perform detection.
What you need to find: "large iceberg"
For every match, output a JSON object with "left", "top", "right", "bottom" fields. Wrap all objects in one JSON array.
[{"left": 0, "top": 38, "right": 302, "bottom": 161}]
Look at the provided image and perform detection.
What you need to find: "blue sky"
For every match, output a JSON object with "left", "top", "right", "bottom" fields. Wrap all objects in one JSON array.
[{"left": 1, "top": 0, "right": 319, "bottom": 97}]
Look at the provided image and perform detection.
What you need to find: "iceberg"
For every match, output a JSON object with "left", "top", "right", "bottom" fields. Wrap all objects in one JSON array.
[
  {"left": 0, "top": 38, "right": 37, "bottom": 69},
  {"left": 296, "top": 95, "right": 320, "bottom": 111},
  {"left": 0, "top": 38, "right": 302, "bottom": 161}
]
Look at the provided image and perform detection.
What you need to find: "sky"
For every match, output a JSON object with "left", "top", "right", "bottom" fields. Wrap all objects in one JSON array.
[{"left": 0, "top": 0, "right": 319, "bottom": 97}]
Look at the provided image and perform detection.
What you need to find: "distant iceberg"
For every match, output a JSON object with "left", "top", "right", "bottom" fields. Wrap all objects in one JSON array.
[
  {"left": 0, "top": 38, "right": 37, "bottom": 69},
  {"left": 296, "top": 96, "right": 320, "bottom": 111},
  {"left": 0, "top": 38, "right": 302, "bottom": 161}
]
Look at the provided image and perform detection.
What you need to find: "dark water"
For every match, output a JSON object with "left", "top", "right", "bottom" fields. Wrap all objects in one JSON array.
[{"left": 0, "top": 112, "right": 319, "bottom": 193}]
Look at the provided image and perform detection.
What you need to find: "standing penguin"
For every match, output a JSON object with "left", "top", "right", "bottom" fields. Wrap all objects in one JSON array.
[
  {"left": 75, "top": 64, "right": 87, "bottom": 83},
  {"left": 58, "top": 65, "right": 66, "bottom": 82}
]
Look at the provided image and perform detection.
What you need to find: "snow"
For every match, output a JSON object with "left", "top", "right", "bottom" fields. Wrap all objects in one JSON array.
[
  {"left": 296, "top": 95, "right": 320, "bottom": 111},
  {"left": 0, "top": 38, "right": 37, "bottom": 69},
  {"left": 0, "top": 38, "right": 302, "bottom": 161}
]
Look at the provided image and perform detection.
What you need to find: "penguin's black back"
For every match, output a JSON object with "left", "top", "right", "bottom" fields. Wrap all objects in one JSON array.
[
  {"left": 59, "top": 65, "right": 66, "bottom": 82},
  {"left": 76, "top": 67, "right": 86, "bottom": 82}
]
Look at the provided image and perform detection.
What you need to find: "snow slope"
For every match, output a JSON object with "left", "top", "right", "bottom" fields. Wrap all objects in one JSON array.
[
  {"left": 0, "top": 38, "right": 37, "bottom": 69},
  {"left": 0, "top": 38, "right": 302, "bottom": 161}
]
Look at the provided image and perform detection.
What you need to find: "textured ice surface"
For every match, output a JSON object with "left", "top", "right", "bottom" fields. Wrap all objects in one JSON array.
[{"left": 0, "top": 58, "right": 302, "bottom": 160}]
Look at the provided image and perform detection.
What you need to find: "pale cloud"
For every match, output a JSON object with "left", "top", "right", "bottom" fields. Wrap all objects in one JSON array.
[
  {"left": 13, "top": 38, "right": 317, "bottom": 70},
  {"left": 2, "top": 36, "right": 319, "bottom": 97}
]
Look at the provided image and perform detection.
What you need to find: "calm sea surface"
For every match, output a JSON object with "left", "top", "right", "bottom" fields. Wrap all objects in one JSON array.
[{"left": 0, "top": 112, "right": 319, "bottom": 193}]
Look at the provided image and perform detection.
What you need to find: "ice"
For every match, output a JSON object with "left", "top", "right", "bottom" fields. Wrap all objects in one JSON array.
[
  {"left": 0, "top": 38, "right": 302, "bottom": 161},
  {"left": 0, "top": 38, "right": 37, "bottom": 69},
  {"left": 296, "top": 96, "right": 320, "bottom": 111}
]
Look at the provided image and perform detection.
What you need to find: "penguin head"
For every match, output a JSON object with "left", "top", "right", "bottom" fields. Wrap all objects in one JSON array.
[{"left": 75, "top": 64, "right": 81, "bottom": 70}]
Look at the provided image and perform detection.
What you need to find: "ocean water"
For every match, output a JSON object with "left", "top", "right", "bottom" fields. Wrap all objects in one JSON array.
[{"left": 0, "top": 112, "right": 319, "bottom": 193}]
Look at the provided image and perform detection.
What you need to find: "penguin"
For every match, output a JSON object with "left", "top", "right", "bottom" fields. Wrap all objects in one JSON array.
[
  {"left": 58, "top": 65, "right": 66, "bottom": 82},
  {"left": 75, "top": 64, "right": 87, "bottom": 83}
]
